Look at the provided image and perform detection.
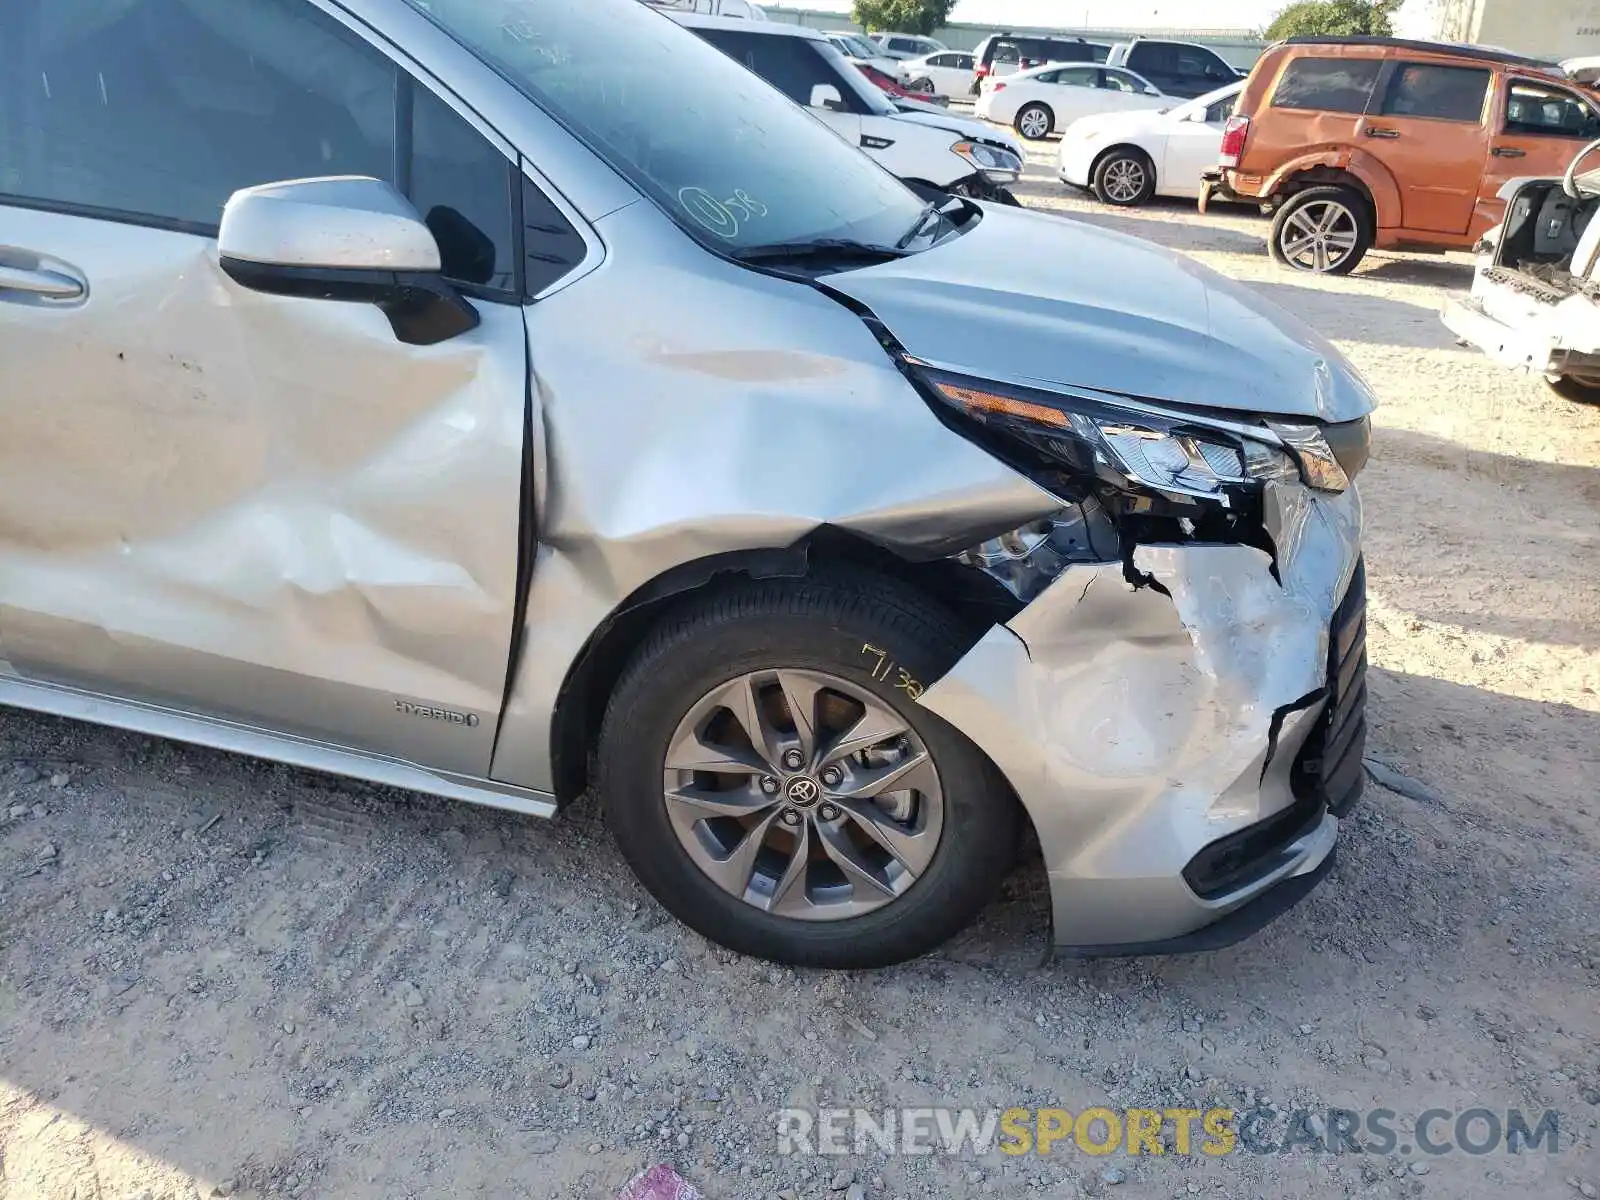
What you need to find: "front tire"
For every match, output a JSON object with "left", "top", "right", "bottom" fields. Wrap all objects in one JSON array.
[
  {"left": 598, "top": 573, "right": 1019, "bottom": 969},
  {"left": 1547, "top": 373, "right": 1600, "bottom": 403},
  {"left": 1014, "top": 102, "right": 1054, "bottom": 141},
  {"left": 1091, "top": 147, "right": 1157, "bottom": 206},
  {"left": 1269, "top": 185, "right": 1372, "bottom": 275}
]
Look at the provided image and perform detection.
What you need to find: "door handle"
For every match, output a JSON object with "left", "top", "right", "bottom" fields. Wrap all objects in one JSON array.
[
  {"left": 1492, "top": 146, "right": 1526, "bottom": 158},
  {"left": 0, "top": 264, "right": 85, "bottom": 300},
  {"left": 1364, "top": 127, "right": 1400, "bottom": 139}
]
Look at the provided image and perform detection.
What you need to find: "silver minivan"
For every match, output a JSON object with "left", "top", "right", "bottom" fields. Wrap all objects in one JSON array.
[{"left": 0, "top": 0, "right": 1374, "bottom": 968}]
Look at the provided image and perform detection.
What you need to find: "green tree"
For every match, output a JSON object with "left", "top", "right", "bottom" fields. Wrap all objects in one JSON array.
[
  {"left": 851, "top": 0, "right": 958, "bottom": 37},
  {"left": 1264, "top": 0, "right": 1401, "bottom": 40}
]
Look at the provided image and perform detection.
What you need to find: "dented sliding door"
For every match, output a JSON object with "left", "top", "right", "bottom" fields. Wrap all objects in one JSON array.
[{"left": 0, "top": 208, "right": 527, "bottom": 775}]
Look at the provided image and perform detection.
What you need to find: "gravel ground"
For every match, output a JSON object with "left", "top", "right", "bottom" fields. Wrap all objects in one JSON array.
[{"left": 2, "top": 136, "right": 1599, "bottom": 1200}]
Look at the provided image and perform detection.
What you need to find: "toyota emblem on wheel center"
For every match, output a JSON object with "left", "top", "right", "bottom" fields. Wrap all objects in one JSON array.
[{"left": 785, "top": 777, "right": 821, "bottom": 806}]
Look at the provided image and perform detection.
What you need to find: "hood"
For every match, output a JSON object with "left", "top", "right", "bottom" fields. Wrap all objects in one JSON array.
[
  {"left": 1071, "top": 107, "right": 1165, "bottom": 136},
  {"left": 890, "top": 106, "right": 1024, "bottom": 158},
  {"left": 825, "top": 205, "right": 1377, "bottom": 422}
]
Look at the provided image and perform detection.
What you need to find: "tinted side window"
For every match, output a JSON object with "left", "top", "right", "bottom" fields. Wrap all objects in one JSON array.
[
  {"left": 0, "top": 0, "right": 395, "bottom": 231},
  {"left": 1380, "top": 63, "right": 1490, "bottom": 122},
  {"left": 1129, "top": 44, "right": 1179, "bottom": 75},
  {"left": 1044, "top": 41, "right": 1096, "bottom": 63},
  {"left": 1177, "top": 47, "right": 1234, "bottom": 81},
  {"left": 1100, "top": 70, "right": 1146, "bottom": 93},
  {"left": 1504, "top": 81, "right": 1600, "bottom": 139},
  {"left": 1271, "top": 57, "right": 1383, "bottom": 114},
  {"left": 409, "top": 87, "right": 516, "bottom": 295},
  {"left": 521, "top": 176, "right": 587, "bottom": 298},
  {"left": 1205, "top": 94, "right": 1239, "bottom": 124},
  {"left": 700, "top": 30, "right": 855, "bottom": 111},
  {"left": 1056, "top": 68, "right": 1099, "bottom": 89},
  {"left": 955, "top": 54, "right": 974, "bottom": 70}
]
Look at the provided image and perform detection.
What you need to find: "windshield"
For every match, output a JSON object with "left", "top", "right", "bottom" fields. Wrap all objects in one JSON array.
[
  {"left": 401, "top": 0, "right": 925, "bottom": 253},
  {"left": 837, "top": 34, "right": 881, "bottom": 59}
]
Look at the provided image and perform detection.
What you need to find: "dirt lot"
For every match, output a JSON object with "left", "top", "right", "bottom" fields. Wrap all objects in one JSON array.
[{"left": 2, "top": 141, "right": 1599, "bottom": 1200}]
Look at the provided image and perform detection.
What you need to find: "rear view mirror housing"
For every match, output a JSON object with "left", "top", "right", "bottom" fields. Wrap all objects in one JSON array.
[{"left": 218, "top": 176, "right": 479, "bottom": 346}]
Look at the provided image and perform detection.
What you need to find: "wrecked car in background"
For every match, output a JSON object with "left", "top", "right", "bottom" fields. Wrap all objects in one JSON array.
[
  {"left": 1444, "top": 139, "right": 1600, "bottom": 401},
  {"left": 1204, "top": 37, "right": 1600, "bottom": 275},
  {"left": 0, "top": 0, "right": 1372, "bottom": 968}
]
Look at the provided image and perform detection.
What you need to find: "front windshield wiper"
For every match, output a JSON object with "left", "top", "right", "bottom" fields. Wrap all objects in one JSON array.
[
  {"left": 731, "top": 238, "right": 908, "bottom": 264},
  {"left": 896, "top": 194, "right": 967, "bottom": 250}
]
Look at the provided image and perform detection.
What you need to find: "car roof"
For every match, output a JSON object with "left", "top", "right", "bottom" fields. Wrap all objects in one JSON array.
[
  {"left": 1280, "top": 35, "right": 1562, "bottom": 72},
  {"left": 993, "top": 32, "right": 1104, "bottom": 46},
  {"left": 670, "top": 12, "right": 820, "bottom": 37},
  {"left": 1123, "top": 37, "right": 1213, "bottom": 49},
  {"left": 1015, "top": 60, "right": 1131, "bottom": 80}
]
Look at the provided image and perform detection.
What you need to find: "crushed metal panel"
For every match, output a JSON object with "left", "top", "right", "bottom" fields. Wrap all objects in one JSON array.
[
  {"left": 920, "top": 485, "right": 1362, "bottom": 947},
  {"left": 489, "top": 199, "right": 1063, "bottom": 792},
  {"left": 0, "top": 208, "right": 526, "bottom": 776}
]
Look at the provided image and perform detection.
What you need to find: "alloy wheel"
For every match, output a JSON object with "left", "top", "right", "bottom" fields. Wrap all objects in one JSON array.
[
  {"left": 1102, "top": 157, "right": 1147, "bottom": 203},
  {"left": 1278, "top": 199, "right": 1360, "bottom": 272},
  {"left": 661, "top": 669, "right": 944, "bottom": 921},
  {"left": 1018, "top": 107, "right": 1050, "bottom": 139}
]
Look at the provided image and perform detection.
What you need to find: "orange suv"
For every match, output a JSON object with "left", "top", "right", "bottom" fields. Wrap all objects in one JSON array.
[{"left": 1200, "top": 37, "right": 1600, "bottom": 274}]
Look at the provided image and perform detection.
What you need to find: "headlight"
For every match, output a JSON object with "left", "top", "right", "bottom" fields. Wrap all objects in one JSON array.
[
  {"left": 919, "top": 367, "right": 1348, "bottom": 506},
  {"left": 952, "top": 140, "right": 1022, "bottom": 181}
]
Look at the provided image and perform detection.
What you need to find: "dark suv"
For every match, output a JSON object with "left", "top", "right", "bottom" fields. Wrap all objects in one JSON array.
[
  {"left": 972, "top": 33, "right": 1109, "bottom": 93},
  {"left": 1108, "top": 38, "right": 1242, "bottom": 99}
]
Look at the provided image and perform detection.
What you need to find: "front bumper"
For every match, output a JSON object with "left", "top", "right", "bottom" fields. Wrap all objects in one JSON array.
[
  {"left": 919, "top": 483, "right": 1366, "bottom": 952},
  {"left": 1057, "top": 135, "right": 1098, "bottom": 188}
]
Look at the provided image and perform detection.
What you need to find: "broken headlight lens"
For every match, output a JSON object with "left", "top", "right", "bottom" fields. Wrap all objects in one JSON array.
[{"left": 924, "top": 372, "right": 1306, "bottom": 507}]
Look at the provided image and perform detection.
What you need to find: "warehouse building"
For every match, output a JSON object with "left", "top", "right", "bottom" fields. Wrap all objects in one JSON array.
[{"left": 1420, "top": 0, "right": 1600, "bottom": 60}]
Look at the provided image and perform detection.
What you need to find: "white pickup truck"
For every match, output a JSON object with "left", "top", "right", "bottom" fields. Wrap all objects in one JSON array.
[{"left": 1443, "top": 138, "right": 1600, "bottom": 402}]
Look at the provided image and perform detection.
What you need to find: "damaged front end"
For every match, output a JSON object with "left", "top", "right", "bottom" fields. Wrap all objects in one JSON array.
[{"left": 911, "top": 363, "right": 1370, "bottom": 952}]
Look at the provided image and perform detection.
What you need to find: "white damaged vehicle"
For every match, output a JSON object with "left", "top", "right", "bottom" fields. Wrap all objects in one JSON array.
[{"left": 1443, "top": 138, "right": 1600, "bottom": 401}]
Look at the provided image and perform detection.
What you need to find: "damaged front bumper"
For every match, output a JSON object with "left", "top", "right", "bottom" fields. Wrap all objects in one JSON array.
[{"left": 918, "top": 483, "right": 1365, "bottom": 953}]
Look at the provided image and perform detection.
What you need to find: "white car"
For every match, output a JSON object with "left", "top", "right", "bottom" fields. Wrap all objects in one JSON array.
[
  {"left": 871, "top": 32, "right": 948, "bottom": 61},
  {"left": 1058, "top": 80, "right": 1243, "bottom": 206},
  {"left": 976, "top": 62, "right": 1168, "bottom": 141},
  {"left": 897, "top": 50, "right": 976, "bottom": 100},
  {"left": 681, "top": 16, "right": 1024, "bottom": 202},
  {"left": 823, "top": 31, "right": 901, "bottom": 76}
]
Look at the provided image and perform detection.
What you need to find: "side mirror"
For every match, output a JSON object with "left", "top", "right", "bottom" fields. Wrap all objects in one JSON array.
[
  {"left": 810, "top": 84, "right": 847, "bottom": 112},
  {"left": 218, "top": 176, "right": 479, "bottom": 346}
]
